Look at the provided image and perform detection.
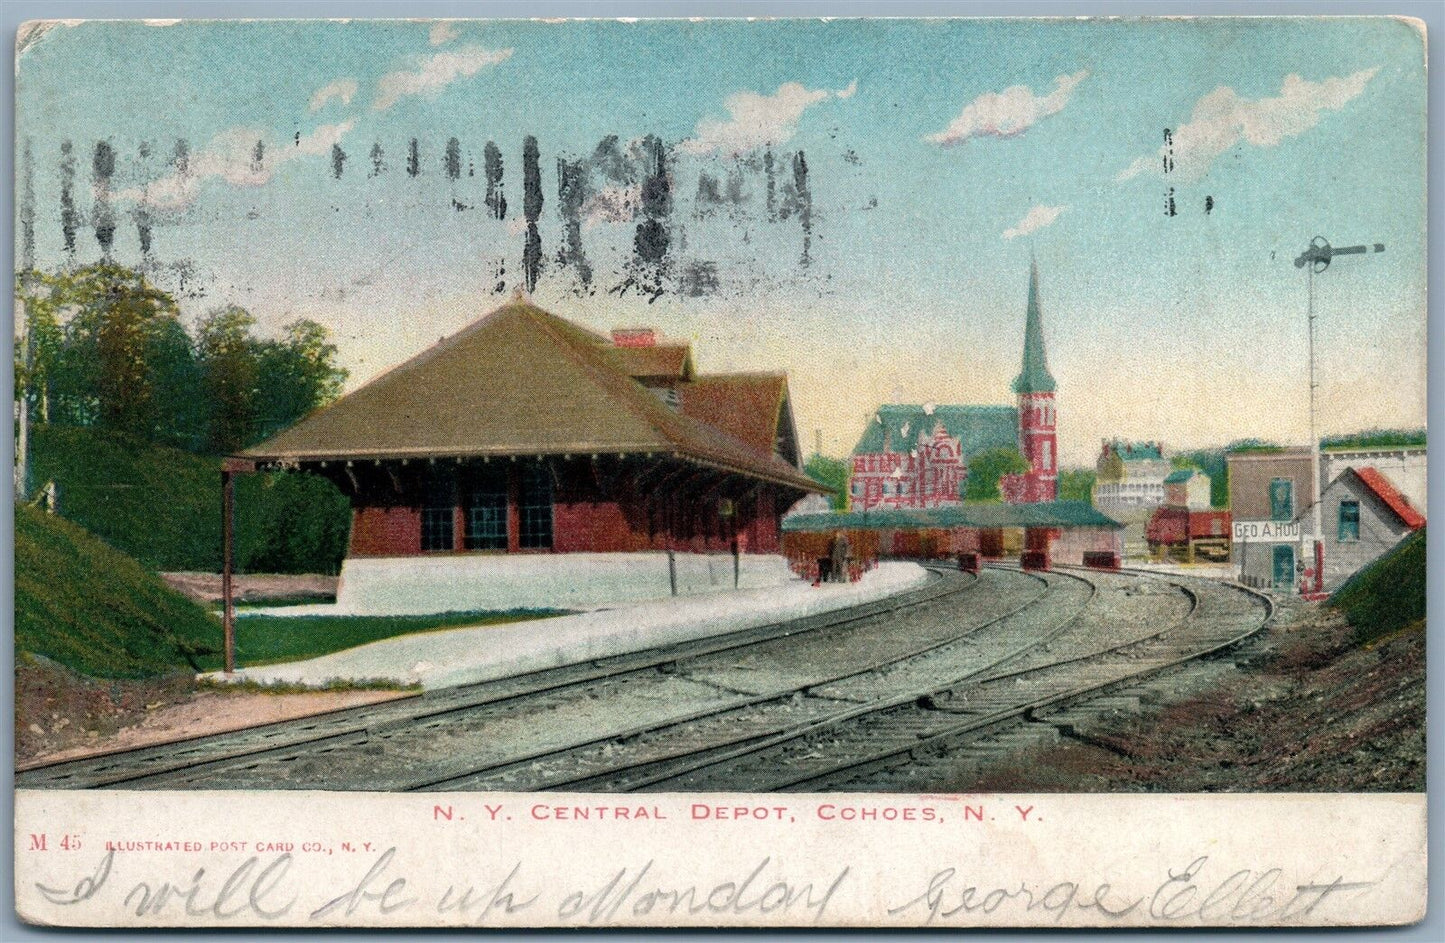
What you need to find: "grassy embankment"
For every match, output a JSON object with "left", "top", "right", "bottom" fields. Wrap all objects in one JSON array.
[
  {"left": 29, "top": 424, "right": 350, "bottom": 574},
  {"left": 15, "top": 504, "right": 222, "bottom": 678},
  {"left": 19, "top": 501, "right": 562, "bottom": 680},
  {"left": 21, "top": 426, "right": 565, "bottom": 679},
  {"left": 1328, "top": 526, "right": 1425, "bottom": 645}
]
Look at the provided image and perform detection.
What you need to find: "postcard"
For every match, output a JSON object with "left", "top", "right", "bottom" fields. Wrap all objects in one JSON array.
[{"left": 11, "top": 15, "right": 1427, "bottom": 928}]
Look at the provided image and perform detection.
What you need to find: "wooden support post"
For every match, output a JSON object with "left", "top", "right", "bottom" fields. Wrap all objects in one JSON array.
[
  {"left": 506, "top": 463, "right": 521, "bottom": 553},
  {"left": 219, "top": 457, "right": 256, "bottom": 675},
  {"left": 221, "top": 468, "right": 236, "bottom": 675}
]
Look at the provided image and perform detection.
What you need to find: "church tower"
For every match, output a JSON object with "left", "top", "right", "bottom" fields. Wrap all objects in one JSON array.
[{"left": 1010, "top": 260, "right": 1058, "bottom": 502}]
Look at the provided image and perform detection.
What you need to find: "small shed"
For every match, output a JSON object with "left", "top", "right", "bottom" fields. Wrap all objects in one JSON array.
[
  {"left": 1320, "top": 466, "right": 1425, "bottom": 589},
  {"left": 1163, "top": 468, "right": 1212, "bottom": 510}
]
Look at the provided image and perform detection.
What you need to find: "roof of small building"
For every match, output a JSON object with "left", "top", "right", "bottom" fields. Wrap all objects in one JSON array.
[
  {"left": 1344, "top": 467, "right": 1426, "bottom": 530},
  {"left": 782, "top": 500, "right": 1123, "bottom": 532},
  {"left": 243, "top": 298, "right": 820, "bottom": 493},
  {"left": 853, "top": 404, "right": 1017, "bottom": 457},
  {"left": 1164, "top": 468, "right": 1199, "bottom": 484}
]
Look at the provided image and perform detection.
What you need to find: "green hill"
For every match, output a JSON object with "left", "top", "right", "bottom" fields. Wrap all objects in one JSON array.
[
  {"left": 1329, "top": 527, "right": 1426, "bottom": 645},
  {"left": 15, "top": 505, "right": 222, "bottom": 678},
  {"left": 27, "top": 425, "right": 350, "bottom": 573}
]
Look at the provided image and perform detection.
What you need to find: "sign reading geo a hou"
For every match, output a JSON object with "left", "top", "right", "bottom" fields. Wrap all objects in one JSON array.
[{"left": 1232, "top": 520, "right": 1304, "bottom": 542}]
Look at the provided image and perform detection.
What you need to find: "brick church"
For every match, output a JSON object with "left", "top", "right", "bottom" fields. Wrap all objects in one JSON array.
[{"left": 849, "top": 261, "right": 1059, "bottom": 509}]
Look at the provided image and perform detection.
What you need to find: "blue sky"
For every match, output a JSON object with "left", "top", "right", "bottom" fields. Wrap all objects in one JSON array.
[{"left": 14, "top": 17, "right": 1427, "bottom": 465}]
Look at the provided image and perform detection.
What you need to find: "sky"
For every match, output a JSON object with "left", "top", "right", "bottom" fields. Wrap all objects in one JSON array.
[{"left": 13, "top": 17, "right": 1428, "bottom": 466}]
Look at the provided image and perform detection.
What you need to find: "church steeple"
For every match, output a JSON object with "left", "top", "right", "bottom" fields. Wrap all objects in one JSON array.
[{"left": 1012, "top": 259, "right": 1056, "bottom": 395}]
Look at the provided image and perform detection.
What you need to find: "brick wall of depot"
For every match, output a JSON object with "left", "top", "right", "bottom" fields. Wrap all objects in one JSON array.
[
  {"left": 346, "top": 476, "right": 789, "bottom": 557},
  {"left": 349, "top": 505, "right": 422, "bottom": 556}
]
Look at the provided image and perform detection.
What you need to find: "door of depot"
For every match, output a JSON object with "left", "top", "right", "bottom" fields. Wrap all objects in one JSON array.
[{"left": 1271, "top": 544, "right": 1295, "bottom": 590}]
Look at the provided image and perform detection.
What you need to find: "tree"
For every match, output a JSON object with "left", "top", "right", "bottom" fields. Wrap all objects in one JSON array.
[
  {"left": 252, "top": 319, "right": 347, "bottom": 444},
  {"left": 1058, "top": 468, "right": 1096, "bottom": 502},
  {"left": 196, "top": 306, "right": 259, "bottom": 454},
  {"left": 14, "top": 270, "right": 65, "bottom": 426},
  {"left": 804, "top": 454, "right": 851, "bottom": 510},
  {"left": 965, "top": 447, "right": 1030, "bottom": 502},
  {"left": 146, "top": 315, "right": 208, "bottom": 451},
  {"left": 30, "top": 263, "right": 188, "bottom": 440}
]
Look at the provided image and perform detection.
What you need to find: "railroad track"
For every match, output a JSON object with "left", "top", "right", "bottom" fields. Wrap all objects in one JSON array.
[
  {"left": 400, "top": 567, "right": 1261, "bottom": 794},
  {"left": 410, "top": 567, "right": 1098, "bottom": 791},
  {"left": 19, "top": 562, "right": 981, "bottom": 789},
  {"left": 19, "top": 564, "right": 1269, "bottom": 795},
  {"left": 650, "top": 569, "right": 1274, "bottom": 793},
  {"left": 128, "top": 567, "right": 1065, "bottom": 791}
]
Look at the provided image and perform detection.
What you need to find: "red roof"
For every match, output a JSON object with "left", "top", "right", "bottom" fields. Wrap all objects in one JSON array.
[
  {"left": 612, "top": 343, "right": 694, "bottom": 381},
  {"left": 1352, "top": 467, "right": 1425, "bottom": 529},
  {"left": 680, "top": 373, "right": 792, "bottom": 461}
]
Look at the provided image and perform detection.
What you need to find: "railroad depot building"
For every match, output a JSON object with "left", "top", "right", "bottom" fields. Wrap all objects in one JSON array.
[{"left": 241, "top": 297, "right": 824, "bottom": 612}]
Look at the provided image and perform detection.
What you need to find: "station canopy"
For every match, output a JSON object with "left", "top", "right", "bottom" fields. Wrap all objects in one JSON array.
[{"left": 783, "top": 500, "right": 1124, "bottom": 532}]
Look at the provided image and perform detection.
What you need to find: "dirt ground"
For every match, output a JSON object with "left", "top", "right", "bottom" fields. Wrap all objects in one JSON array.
[
  {"left": 159, "top": 571, "right": 338, "bottom": 605},
  {"left": 958, "top": 602, "right": 1425, "bottom": 792},
  {"left": 14, "top": 656, "right": 412, "bottom": 770}
]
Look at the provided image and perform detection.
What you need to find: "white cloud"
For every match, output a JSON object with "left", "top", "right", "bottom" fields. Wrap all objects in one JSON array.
[
  {"left": 1118, "top": 68, "right": 1378, "bottom": 182},
  {"left": 429, "top": 21, "right": 459, "bottom": 46},
  {"left": 373, "top": 45, "right": 514, "bottom": 112},
  {"left": 1003, "top": 204, "right": 1068, "bottom": 240},
  {"left": 309, "top": 78, "right": 358, "bottom": 112},
  {"left": 294, "top": 120, "right": 356, "bottom": 156},
  {"left": 116, "top": 120, "right": 356, "bottom": 212},
  {"left": 927, "top": 70, "right": 1089, "bottom": 146},
  {"left": 681, "top": 80, "right": 855, "bottom": 156},
  {"left": 835, "top": 79, "right": 858, "bottom": 100}
]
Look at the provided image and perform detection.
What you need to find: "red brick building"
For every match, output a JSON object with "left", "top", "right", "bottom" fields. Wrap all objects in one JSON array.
[
  {"left": 848, "top": 408, "right": 999, "bottom": 510},
  {"left": 999, "top": 260, "right": 1059, "bottom": 504},
  {"left": 242, "top": 297, "right": 822, "bottom": 559},
  {"left": 849, "top": 262, "right": 1062, "bottom": 509}
]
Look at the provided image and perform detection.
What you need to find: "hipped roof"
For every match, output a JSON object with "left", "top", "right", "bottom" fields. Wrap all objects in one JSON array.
[{"left": 244, "top": 298, "right": 821, "bottom": 493}]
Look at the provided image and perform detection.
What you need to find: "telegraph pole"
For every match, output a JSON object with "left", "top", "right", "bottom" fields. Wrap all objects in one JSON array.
[{"left": 1293, "top": 236, "right": 1385, "bottom": 595}]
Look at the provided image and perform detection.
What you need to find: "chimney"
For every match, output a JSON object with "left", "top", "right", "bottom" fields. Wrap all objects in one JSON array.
[{"left": 611, "top": 327, "right": 658, "bottom": 348}]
